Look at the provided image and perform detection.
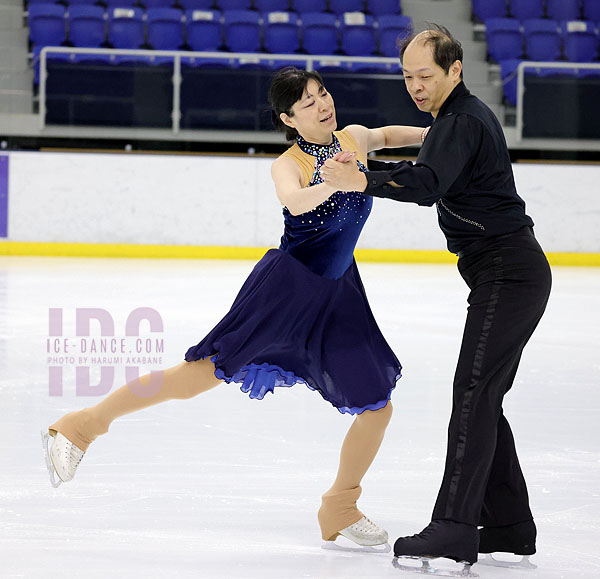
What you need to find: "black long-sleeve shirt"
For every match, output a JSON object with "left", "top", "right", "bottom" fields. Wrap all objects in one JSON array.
[{"left": 364, "top": 82, "right": 534, "bottom": 254}]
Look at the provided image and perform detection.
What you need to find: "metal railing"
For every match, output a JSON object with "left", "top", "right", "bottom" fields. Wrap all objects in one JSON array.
[
  {"left": 38, "top": 47, "right": 402, "bottom": 132},
  {"left": 516, "top": 60, "right": 600, "bottom": 141}
]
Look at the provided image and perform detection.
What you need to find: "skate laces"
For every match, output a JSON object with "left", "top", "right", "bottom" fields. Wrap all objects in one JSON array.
[
  {"left": 68, "top": 444, "right": 84, "bottom": 469},
  {"left": 60, "top": 436, "right": 84, "bottom": 472},
  {"left": 350, "top": 516, "right": 380, "bottom": 535}
]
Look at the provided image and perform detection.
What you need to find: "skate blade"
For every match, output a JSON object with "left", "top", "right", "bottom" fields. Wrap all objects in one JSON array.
[
  {"left": 478, "top": 554, "right": 537, "bottom": 569},
  {"left": 41, "top": 430, "right": 62, "bottom": 488},
  {"left": 392, "top": 556, "right": 478, "bottom": 577},
  {"left": 322, "top": 538, "right": 391, "bottom": 554}
]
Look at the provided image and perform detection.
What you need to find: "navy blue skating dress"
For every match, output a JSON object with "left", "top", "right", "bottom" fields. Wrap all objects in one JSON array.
[{"left": 185, "top": 129, "right": 401, "bottom": 414}]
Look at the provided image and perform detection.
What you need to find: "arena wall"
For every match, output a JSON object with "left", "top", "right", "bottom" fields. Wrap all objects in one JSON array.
[{"left": 1, "top": 152, "right": 598, "bottom": 263}]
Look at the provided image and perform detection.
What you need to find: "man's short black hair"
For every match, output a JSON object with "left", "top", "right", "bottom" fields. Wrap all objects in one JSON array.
[{"left": 399, "top": 24, "right": 464, "bottom": 79}]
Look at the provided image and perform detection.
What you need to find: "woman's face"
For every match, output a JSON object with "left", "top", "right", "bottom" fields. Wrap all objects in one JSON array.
[{"left": 281, "top": 79, "right": 337, "bottom": 144}]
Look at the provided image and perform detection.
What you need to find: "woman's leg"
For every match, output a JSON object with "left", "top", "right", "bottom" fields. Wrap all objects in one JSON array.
[
  {"left": 48, "top": 358, "right": 222, "bottom": 452},
  {"left": 318, "top": 400, "right": 393, "bottom": 541}
]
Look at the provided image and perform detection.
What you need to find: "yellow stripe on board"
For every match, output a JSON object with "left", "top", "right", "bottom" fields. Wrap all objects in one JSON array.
[
  {"left": 0, "top": 241, "right": 599, "bottom": 266},
  {"left": 0, "top": 241, "right": 269, "bottom": 260},
  {"left": 545, "top": 252, "right": 600, "bottom": 267},
  {"left": 354, "top": 248, "right": 457, "bottom": 264}
]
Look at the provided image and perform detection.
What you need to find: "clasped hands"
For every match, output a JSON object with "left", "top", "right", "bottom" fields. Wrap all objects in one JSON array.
[{"left": 320, "top": 151, "right": 368, "bottom": 193}]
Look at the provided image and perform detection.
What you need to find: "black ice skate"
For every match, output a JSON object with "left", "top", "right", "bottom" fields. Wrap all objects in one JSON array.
[
  {"left": 478, "top": 520, "right": 537, "bottom": 569},
  {"left": 392, "top": 520, "right": 479, "bottom": 577}
]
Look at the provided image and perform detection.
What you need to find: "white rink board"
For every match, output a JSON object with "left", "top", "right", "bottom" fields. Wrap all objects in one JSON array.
[{"left": 4, "top": 150, "right": 600, "bottom": 253}]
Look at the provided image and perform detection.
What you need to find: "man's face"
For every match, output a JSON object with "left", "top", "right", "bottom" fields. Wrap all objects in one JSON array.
[{"left": 402, "top": 40, "right": 462, "bottom": 117}]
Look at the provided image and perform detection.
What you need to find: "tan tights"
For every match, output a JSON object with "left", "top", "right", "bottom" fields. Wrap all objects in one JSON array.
[{"left": 48, "top": 359, "right": 393, "bottom": 541}]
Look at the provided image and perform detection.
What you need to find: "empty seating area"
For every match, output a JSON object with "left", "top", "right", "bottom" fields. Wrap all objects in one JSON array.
[
  {"left": 27, "top": 0, "right": 412, "bottom": 77},
  {"left": 473, "top": 1, "right": 600, "bottom": 105}
]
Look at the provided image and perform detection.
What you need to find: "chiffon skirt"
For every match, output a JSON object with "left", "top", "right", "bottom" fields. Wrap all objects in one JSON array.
[{"left": 185, "top": 249, "right": 401, "bottom": 414}]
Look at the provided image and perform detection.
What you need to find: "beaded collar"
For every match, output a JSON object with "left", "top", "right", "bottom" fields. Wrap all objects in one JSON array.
[{"left": 296, "top": 134, "right": 340, "bottom": 158}]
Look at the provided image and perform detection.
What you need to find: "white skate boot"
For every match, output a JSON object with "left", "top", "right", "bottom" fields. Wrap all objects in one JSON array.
[
  {"left": 322, "top": 516, "right": 391, "bottom": 553},
  {"left": 41, "top": 430, "right": 85, "bottom": 488}
]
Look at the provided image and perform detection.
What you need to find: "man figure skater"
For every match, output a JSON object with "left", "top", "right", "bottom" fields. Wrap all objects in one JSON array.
[{"left": 320, "top": 24, "right": 551, "bottom": 573}]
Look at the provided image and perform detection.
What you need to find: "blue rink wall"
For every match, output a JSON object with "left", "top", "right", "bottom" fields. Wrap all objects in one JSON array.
[{"left": 0, "top": 151, "right": 599, "bottom": 265}]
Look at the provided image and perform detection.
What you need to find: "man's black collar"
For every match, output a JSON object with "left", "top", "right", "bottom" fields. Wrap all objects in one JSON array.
[{"left": 437, "top": 81, "right": 471, "bottom": 119}]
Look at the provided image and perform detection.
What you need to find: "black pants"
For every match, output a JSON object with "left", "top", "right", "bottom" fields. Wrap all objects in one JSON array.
[{"left": 432, "top": 227, "right": 552, "bottom": 527}]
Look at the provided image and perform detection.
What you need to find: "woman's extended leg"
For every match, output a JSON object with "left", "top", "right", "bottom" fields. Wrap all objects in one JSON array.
[
  {"left": 46, "top": 359, "right": 221, "bottom": 482},
  {"left": 318, "top": 400, "right": 393, "bottom": 543}
]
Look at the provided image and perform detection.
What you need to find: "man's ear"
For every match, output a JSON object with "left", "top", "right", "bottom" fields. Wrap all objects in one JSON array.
[{"left": 451, "top": 59, "right": 462, "bottom": 81}]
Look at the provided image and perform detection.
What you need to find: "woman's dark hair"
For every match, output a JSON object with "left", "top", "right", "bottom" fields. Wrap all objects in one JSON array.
[
  {"left": 398, "top": 24, "right": 463, "bottom": 79},
  {"left": 268, "top": 67, "right": 325, "bottom": 141}
]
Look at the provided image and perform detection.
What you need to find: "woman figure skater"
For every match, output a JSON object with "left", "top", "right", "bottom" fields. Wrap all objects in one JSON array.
[{"left": 43, "top": 67, "right": 426, "bottom": 551}]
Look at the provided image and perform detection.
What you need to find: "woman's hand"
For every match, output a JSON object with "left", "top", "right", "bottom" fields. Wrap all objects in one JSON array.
[
  {"left": 320, "top": 152, "right": 368, "bottom": 192},
  {"left": 331, "top": 150, "right": 356, "bottom": 163}
]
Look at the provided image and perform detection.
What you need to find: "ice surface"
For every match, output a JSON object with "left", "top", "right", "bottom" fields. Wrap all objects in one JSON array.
[{"left": 0, "top": 257, "right": 598, "bottom": 578}]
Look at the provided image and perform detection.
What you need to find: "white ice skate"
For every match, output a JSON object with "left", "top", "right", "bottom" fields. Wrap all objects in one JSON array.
[
  {"left": 478, "top": 553, "right": 537, "bottom": 569},
  {"left": 392, "top": 556, "right": 479, "bottom": 577},
  {"left": 322, "top": 516, "right": 391, "bottom": 553},
  {"left": 41, "top": 430, "right": 84, "bottom": 488}
]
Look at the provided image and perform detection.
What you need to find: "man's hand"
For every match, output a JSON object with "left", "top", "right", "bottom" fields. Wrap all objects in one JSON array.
[{"left": 320, "top": 151, "right": 368, "bottom": 192}]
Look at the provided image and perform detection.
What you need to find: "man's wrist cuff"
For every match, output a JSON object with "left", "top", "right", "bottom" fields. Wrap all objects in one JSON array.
[{"left": 364, "top": 171, "right": 393, "bottom": 195}]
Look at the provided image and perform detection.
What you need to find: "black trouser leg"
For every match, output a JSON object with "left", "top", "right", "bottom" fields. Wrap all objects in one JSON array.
[
  {"left": 432, "top": 231, "right": 551, "bottom": 526},
  {"left": 480, "top": 411, "right": 532, "bottom": 527}
]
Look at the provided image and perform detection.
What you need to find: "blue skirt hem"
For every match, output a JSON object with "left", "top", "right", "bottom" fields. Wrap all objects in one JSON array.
[{"left": 201, "top": 354, "right": 400, "bottom": 416}]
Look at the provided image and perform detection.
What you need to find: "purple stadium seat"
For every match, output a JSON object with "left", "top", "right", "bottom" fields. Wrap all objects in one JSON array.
[
  {"left": 178, "top": 0, "right": 214, "bottom": 9},
  {"left": 300, "top": 12, "right": 338, "bottom": 55},
  {"left": 472, "top": 0, "right": 507, "bottom": 21},
  {"left": 562, "top": 20, "right": 598, "bottom": 62},
  {"left": 147, "top": 8, "right": 184, "bottom": 50},
  {"left": 366, "top": 0, "right": 402, "bottom": 17},
  {"left": 104, "top": 0, "right": 138, "bottom": 7},
  {"left": 254, "top": 0, "right": 290, "bottom": 11},
  {"left": 186, "top": 9, "right": 222, "bottom": 51},
  {"left": 329, "top": 0, "right": 364, "bottom": 15},
  {"left": 582, "top": 0, "right": 600, "bottom": 21},
  {"left": 378, "top": 14, "right": 412, "bottom": 57},
  {"left": 523, "top": 19, "right": 561, "bottom": 60},
  {"left": 217, "top": 0, "right": 252, "bottom": 10},
  {"left": 263, "top": 12, "right": 300, "bottom": 53},
  {"left": 223, "top": 10, "right": 261, "bottom": 52},
  {"left": 485, "top": 18, "right": 522, "bottom": 61},
  {"left": 499, "top": 58, "right": 521, "bottom": 105},
  {"left": 108, "top": 8, "right": 145, "bottom": 49},
  {"left": 68, "top": 5, "right": 106, "bottom": 48},
  {"left": 28, "top": 4, "right": 66, "bottom": 48},
  {"left": 291, "top": 0, "right": 326, "bottom": 13},
  {"left": 546, "top": 0, "right": 581, "bottom": 22},
  {"left": 509, "top": 0, "right": 543, "bottom": 21},
  {"left": 340, "top": 12, "right": 376, "bottom": 56}
]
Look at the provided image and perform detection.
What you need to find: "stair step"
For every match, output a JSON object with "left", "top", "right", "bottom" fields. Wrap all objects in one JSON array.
[
  {"left": 461, "top": 40, "right": 487, "bottom": 61},
  {"left": 0, "top": 5, "right": 24, "bottom": 28},
  {"left": 485, "top": 103, "right": 505, "bottom": 122},
  {"left": 0, "top": 91, "right": 33, "bottom": 114},
  {"left": 402, "top": 0, "right": 471, "bottom": 22},
  {"left": 0, "top": 112, "right": 39, "bottom": 133},
  {"left": 461, "top": 59, "right": 490, "bottom": 84},
  {"left": 0, "top": 47, "right": 28, "bottom": 69},
  {"left": 469, "top": 82, "right": 502, "bottom": 105},
  {"left": 0, "top": 28, "right": 28, "bottom": 50},
  {"left": 0, "top": 68, "right": 34, "bottom": 90}
]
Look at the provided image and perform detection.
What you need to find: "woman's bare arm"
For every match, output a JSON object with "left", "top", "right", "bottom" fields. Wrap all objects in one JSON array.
[{"left": 271, "top": 156, "right": 338, "bottom": 216}]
